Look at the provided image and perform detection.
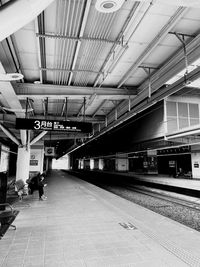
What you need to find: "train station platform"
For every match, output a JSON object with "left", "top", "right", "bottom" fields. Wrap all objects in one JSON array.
[{"left": 1, "top": 170, "right": 200, "bottom": 267}]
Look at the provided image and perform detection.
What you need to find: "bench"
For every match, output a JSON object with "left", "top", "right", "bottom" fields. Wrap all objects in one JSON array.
[{"left": 0, "top": 203, "right": 19, "bottom": 238}]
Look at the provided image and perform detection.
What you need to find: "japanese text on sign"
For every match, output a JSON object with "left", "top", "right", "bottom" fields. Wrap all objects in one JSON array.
[{"left": 16, "top": 118, "right": 92, "bottom": 133}]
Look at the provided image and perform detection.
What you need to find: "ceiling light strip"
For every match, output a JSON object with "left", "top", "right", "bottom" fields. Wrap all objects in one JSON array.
[
  {"left": 68, "top": 0, "right": 92, "bottom": 86},
  {"left": 58, "top": 0, "right": 71, "bottom": 85}
]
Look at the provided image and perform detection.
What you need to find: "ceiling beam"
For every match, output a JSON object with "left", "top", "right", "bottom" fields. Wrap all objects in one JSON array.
[
  {"left": 77, "top": 94, "right": 97, "bottom": 117},
  {"left": 92, "top": 99, "right": 107, "bottom": 118},
  {"left": 125, "top": 32, "right": 200, "bottom": 113},
  {"left": 68, "top": 0, "right": 92, "bottom": 85},
  {"left": 109, "top": 28, "right": 200, "bottom": 126},
  {"left": 96, "top": 2, "right": 153, "bottom": 87},
  {"left": 0, "top": 122, "right": 21, "bottom": 146},
  {"left": 138, "top": 35, "right": 200, "bottom": 95},
  {"left": 28, "top": 98, "right": 35, "bottom": 116},
  {"left": 0, "top": 0, "right": 55, "bottom": 41},
  {"left": 93, "top": 1, "right": 143, "bottom": 87},
  {"left": 61, "top": 98, "right": 67, "bottom": 117},
  {"left": 117, "top": 6, "right": 188, "bottom": 88},
  {"left": 13, "top": 83, "right": 137, "bottom": 99},
  {"left": 30, "top": 131, "right": 48, "bottom": 146},
  {"left": 77, "top": 97, "right": 86, "bottom": 118}
]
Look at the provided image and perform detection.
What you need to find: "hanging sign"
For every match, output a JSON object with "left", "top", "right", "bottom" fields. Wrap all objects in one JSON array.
[
  {"left": 16, "top": 118, "right": 92, "bottom": 133},
  {"left": 45, "top": 147, "right": 55, "bottom": 156}
]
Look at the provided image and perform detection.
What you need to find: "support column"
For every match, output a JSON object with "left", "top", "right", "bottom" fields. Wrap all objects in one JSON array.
[
  {"left": 90, "top": 158, "right": 94, "bottom": 170},
  {"left": 93, "top": 159, "right": 99, "bottom": 170},
  {"left": 115, "top": 153, "right": 129, "bottom": 172},
  {"left": 48, "top": 157, "right": 53, "bottom": 171},
  {"left": 16, "top": 146, "right": 30, "bottom": 182},
  {"left": 78, "top": 159, "right": 84, "bottom": 169},
  {"left": 99, "top": 159, "right": 104, "bottom": 170},
  {"left": 191, "top": 145, "right": 200, "bottom": 179}
]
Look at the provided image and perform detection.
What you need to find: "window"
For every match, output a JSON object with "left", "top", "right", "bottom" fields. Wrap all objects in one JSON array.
[{"left": 166, "top": 101, "right": 200, "bottom": 133}]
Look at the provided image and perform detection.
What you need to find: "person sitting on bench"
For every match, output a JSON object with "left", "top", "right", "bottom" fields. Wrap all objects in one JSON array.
[{"left": 27, "top": 172, "right": 47, "bottom": 201}]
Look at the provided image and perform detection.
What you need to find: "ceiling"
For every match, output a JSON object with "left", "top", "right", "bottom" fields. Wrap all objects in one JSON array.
[{"left": 1, "top": 0, "right": 200, "bottom": 157}]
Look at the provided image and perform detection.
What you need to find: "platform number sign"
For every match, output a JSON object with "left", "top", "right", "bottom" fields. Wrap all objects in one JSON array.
[
  {"left": 47, "top": 148, "right": 53, "bottom": 154},
  {"left": 33, "top": 120, "right": 53, "bottom": 130},
  {"left": 16, "top": 118, "right": 92, "bottom": 133},
  {"left": 34, "top": 120, "right": 41, "bottom": 130},
  {"left": 45, "top": 147, "right": 55, "bottom": 156}
]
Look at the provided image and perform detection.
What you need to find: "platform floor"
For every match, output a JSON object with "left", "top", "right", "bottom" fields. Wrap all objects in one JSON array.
[{"left": 1, "top": 170, "right": 200, "bottom": 267}]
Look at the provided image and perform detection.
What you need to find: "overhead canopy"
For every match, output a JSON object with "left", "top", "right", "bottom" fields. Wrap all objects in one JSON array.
[{"left": 0, "top": 0, "right": 200, "bottom": 155}]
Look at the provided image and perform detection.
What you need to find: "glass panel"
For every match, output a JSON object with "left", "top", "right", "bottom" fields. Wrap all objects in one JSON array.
[
  {"left": 179, "top": 118, "right": 189, "bottom": 129},
  {"left": 190, "top": 118, "right": 200, "bottom": 126},
  {"left": 167, "top": 117, "right": 178, "bottom": 133},
  {"left": 189, "top": 103, "right": 199, "bottom": 118},
  {"left": 166, "top": 101, "right": 177, "bottom": 116},
  {"left": 178, "top": 102, "right": 188, "bottom": 117}
]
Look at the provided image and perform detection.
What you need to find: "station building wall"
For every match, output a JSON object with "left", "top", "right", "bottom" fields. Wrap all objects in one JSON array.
[
  {"left": 124, "top": 102, "right": 165, "bottom": 145},
  {"left": 75, "top": 97, "right": 200, "bottom": 178}
]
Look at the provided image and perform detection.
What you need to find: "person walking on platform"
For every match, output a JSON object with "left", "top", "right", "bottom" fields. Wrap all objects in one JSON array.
[{"left": 27, "top": 172, "right": 47, "bottom": 200}]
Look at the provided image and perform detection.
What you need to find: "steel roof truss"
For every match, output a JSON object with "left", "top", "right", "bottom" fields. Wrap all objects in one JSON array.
[{"left": 117, "top": 7, "right": 188, "bottom": 88}]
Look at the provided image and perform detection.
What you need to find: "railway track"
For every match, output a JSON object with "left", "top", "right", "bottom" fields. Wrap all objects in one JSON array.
[
  {"left": 97, "top": 182, "right": 200, "bottom": 232},
  {"left": 68, "top": 170, "right": 200, "bottom": 231},
  {"left": 122, "top": 184, "right": 200, "bottom": 212}
]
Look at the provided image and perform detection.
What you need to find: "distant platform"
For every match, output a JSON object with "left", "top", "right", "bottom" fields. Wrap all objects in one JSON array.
[{"left": 106, "top": 171, "right": 200, "bottom": 191}]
